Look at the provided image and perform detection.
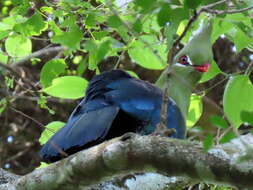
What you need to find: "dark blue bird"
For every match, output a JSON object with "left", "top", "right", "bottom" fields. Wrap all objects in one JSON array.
[{"left": 40, "top": 70, "right": 185, "bottom": 163}]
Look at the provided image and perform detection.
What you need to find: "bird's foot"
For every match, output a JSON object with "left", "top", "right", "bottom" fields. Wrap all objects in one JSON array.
[{"left": 152, "top": 124, "right": 176, "bottom": 137}]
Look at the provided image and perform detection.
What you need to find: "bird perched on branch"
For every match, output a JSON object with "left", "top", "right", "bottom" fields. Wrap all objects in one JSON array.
[
  {"left": 40, "top": 70, "right": 186, "bottom": 163},
  {"left": 40, "top": 18, "right": 213, "bottom": 163}
]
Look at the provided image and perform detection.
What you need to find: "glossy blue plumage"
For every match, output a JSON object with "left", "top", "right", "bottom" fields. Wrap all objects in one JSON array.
[{"left": 40, "top": 70, "right": 185, "bottom": 162}]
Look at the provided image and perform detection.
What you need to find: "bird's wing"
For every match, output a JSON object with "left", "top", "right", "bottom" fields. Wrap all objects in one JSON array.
[
  {"left": 40, "top": 100, "right": 119, "bottom": 163},
  {"left": 105, "top": 78, "right": 162, "bottom": 121},
  {"left": 40, "top": 70, "right": 132, "bottom": 163}
]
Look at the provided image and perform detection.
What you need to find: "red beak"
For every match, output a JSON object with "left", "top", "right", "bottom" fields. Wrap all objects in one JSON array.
[{"left": 193, "top": 63, "right": 210, "bottom": 72}]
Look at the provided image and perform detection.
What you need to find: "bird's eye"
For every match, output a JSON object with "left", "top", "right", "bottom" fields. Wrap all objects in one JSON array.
[{"left": 178, "top": 55, "right": 189, "bottom": 65}]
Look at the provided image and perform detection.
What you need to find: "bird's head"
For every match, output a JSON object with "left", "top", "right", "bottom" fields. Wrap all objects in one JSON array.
[
  {"left": 171, "top": 18, "right": 213, "bottom": 80},
  {"left": 156, "top": 18, "right": 213, "bottom": 119}
]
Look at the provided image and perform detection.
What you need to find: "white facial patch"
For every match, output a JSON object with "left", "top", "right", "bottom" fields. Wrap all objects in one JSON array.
[
  {"left": 175, "top": 62, "right": 187, "bottom": 67},
  {"left": 175, "top": 55, "right": 193, "bottom": 66}
]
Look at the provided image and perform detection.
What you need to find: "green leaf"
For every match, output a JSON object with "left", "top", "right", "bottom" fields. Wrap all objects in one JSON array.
[
  {"left": 200, "top": 61, "right": 221, "bottom": 83},
  {"left": 0, "top": 30, "right": 10, "bottom": 40},
  {"left": 240, "top": 111, "right": 253, "bottom": 126},
  {"left": 52, "top": 23, "right": 83, "bottom": 50},
  {"left": 96, "top": 40, "right": 111, "bottom": 65},
  {"left": 40, "top": 59, "right": 67, "bottom": 88},
  {"left": 85, "top": 13, "right": 97, "bottom": 28},
  {"left": 39, "top": 121, "right": 65, "bottom": 145},
  {"left": 40, "top": 6, "right": 54, "bottom": 14},
  {"left": 108, "top": 15, "right": 122, "bottom": 28},
  {"left": 49, "top": 20, "right": 63, "bottom": 35},
  {"left": 116, "top": 25, "right": 131, "bottom": 41},
  {"left": 0, "top": 16, "right": 23, "bottom": 31},
  {"left": 184, "top": 0, "right": 201, "bottom": 9},
  {"left": 232, "top": 27, "right": 253, "bottom": 52},
  {"left": 38, "top": 95, "right": 55, "bottom": 114},
  {"left": 158, "top": 7, "right": 188, "bottom": 49},
  {"left": 203, "top": 134, "right": 214, "bottom": 152},
  {"left": 158, "top": 6, "right": 188, "bottom": 27},
  {"left": 10, "top": 0, "right": 29, "bottom": 15},
  {"left": 186, "top": 94, "right": 203, "bottom": 128},
  {"left": 219, "top": 132, "right": 236, "bottom": 144},
  {"left": 223, "top": 75, "right": 253, "bottom": 128},
  {"left": 84, "top": 39, "right": 111, "bottom": 70},
  {"left": 128, "top": 35, "right": 167, "bottom": 70},
  {"left": 213, "top": 14, "right": 253, "bottom": 51},
  {"left": 5, "top": 34, "right": 32, "bottom": 57},
  {"left": 38, "top": 162, "right": 49, "bottom": 169},
  {"left": 164, "top": 23, "right": 178, "bottom": 50},
  {"left": 92, "top": 31, "right": 109, "bottom": 40},
  {"left": 132, "top": 19, "right": 142, "bottom": 33},
  {"left": 0, "top": 52, "right": 8, "bottom": 64},
  {"left": 77, "top": 59, "right": 87, "bottom": 76},
  {"left": 142, "top": 15, "right": 161, "bottom": 33},
  {"left": 157, "top": 3, "right": 171, "bottom": 27},
  {"left": 43, "top": 76, "right": 88, "bottom": 99},
  {"left": 134, "top": 0, "right": 156, "bottom": 11},
  {"left": 0, "top": 99, "right": 7, "bottom": 115},
  {"left": 14, "top": 12, "right": 48, "bottom": 36},
  {"left": 209, "top": 115, "right": 228, "bottom": 129},
  {"left": 126, "top": 70, "right": 139, "bottom": 78}
]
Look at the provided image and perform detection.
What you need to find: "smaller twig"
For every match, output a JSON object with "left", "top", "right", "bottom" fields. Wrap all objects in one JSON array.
[
  {"left": 13, "top": 46, "right": 67, "bottom": 67},
  {"left": 202, "top": 0, "right": 228, "bottom": 9},
  {"left": 9, "top": 106, "right": 45, "bottom": 129},
  {"left": 9, "top": 106, "right": 68, "bottom": 158},
  {"left": 171, "top": 11, "right": 199, "bottom": 59},
  {"left": 245, "top": 61, "right": 253, "bottom": 75},
  {"left": 153, "top": 88, "right": 176, "bottom": 137},
  {"left": 196, "top": 75, "right": 229, "bottom": 94},
  {"left": 160, "top": 88, "right": 169, "bottom": 126},
  {"left": 170, "top": 0, "right": 229, "bottom": 59},
  {"left": 203, "top": 5, "right": 253, "bottom": 15},
  {"left": 0, "top": 62, "right": 38, "bottom": 91},
  {"left": 114, "top": 51, "right": 125, "bottom": 69},
  {"left": 0, "top": 89, "right": 72, "bottom": 103},
  {"left": 0, "top": 62, "right": 20, "bottom": 78},
  {"left": 217, "top": 126, "right": 233, "bottom": 144},
  {"left": 30, "top": 37, "right": 50, "bottom": 41},
  {"left": 88, "top": 29, "right": 96, "bottom": 40},
  {"left": 5, "top": 142, "right": 37, "bottom": 162}
]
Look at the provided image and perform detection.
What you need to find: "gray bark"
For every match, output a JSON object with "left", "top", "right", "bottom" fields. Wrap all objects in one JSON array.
[{"left": 1, "top": 133, "right": 253, "bottom": 190}]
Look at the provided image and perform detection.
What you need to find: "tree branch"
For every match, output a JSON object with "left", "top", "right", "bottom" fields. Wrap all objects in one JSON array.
[
  {"left": 1, "top": 133, "right": 253, "bottom": 190},
  {"left": 171, "top": 0, "right": 228, "bottom": 54},
  {"left": 0, "top": 169, "right": 19, "bottom": 185},
  {"left": 13, "top": 46, "right": 67, "bottom": 67},
  {"left": 203, "top": 5, "right": 253, "bottom": 15},
  {"left": 170, "top": 0, "right": 253, "bottom": 58}
]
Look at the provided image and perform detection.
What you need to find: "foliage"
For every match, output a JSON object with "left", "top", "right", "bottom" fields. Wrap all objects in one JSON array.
[
  {"left": 39, "top": 121, "right": 65, "bottom": 145},
  {"left": 0, "top": 0, "right": 253, "bottom": 188},
  {"left": 186, "top": 94, "right": 203, "bottom": 128}
]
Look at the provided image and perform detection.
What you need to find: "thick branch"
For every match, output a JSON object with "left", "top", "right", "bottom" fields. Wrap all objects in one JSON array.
[
  {"left": 0, "top": 169, "right": 19, "bottom": 185},
  {"left": 1, "top": 134, "right": 253, "bottom": 190}
]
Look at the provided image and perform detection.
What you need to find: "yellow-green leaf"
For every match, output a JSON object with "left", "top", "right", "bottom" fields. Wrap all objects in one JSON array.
[
  {"left": 128, "top": 35, "right": 167, "bottom": 70},
  {"left": 42, "top": 76, "right": 88, "bottom": 99},
  {"left": 186, "top": 94, "right": 203, "bottom": 128},
  {"left": 223, "top": 75, "right": 253, "bottom": 127},
  {"left": 39, "top": 121, "right": 65, "bottom": 145},
  {"left": 5, "top": 35, "right": 32, "bottom": 57}
]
